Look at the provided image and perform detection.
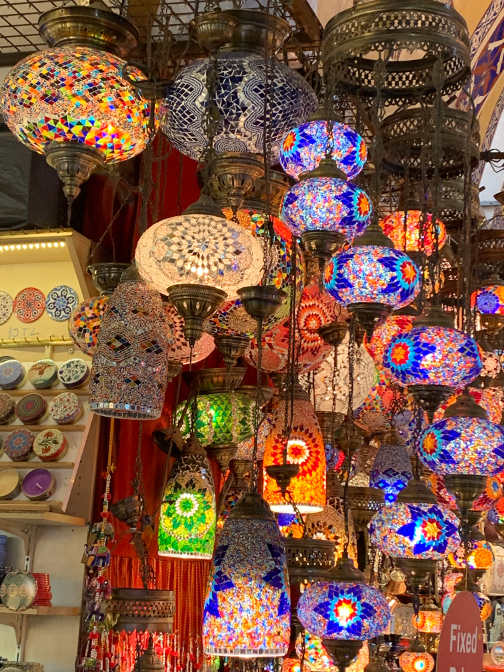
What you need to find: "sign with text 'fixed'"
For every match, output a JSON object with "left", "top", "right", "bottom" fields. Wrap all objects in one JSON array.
[{"left": 437, "top": 591, "right": 484, "bottom": 672}]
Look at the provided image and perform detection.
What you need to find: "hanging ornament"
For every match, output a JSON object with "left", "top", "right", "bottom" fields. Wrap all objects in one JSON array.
[
  {"left": 411, "top": 601, "right": 443, "bottom": 633},
  {"left": 89, "top": 265, "right": 170, "bottom": 420},
  {"left": 369, "top": 430, "right": 413, "bottom": 504},
  {"left": 365, "top": 310, "right": 416, "bottom": 368},
  {"left": 324, "top": 223, "right": 421, "bottom": 338},
  {"left": 158, "top": 434, "right": 216, "bottom": 559},
  {"left": 263, "top": 383, "right": 326, "bottom": 514},
  {"left": 0, "top": 3, "right": 151, "bottom": 204},
  {"left": 203, "top": 491, "right": 290, "bottom": 657},
  {"left": 379, "top": 211, "right": 447, "bottom": 257},
  {"left": 161, "top": 10, "right": 317, "bottom": 163},
  {"left": 472, "top": 275, "right": 504, "bottom": 335},
  {"left": 399, "top": 640, "right": 435, "bottom": 672}
]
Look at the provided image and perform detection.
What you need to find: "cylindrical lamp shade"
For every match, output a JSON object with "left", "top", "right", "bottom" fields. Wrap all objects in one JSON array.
[
  {"left": 177, "top": 393, "right": 256, "bottom": 447},
  {"left": 411, "top": 609, "right": 442, "bottom": 633},
  {"left": 369, "top": 502, "right": 460, "bottom": 559},
  {"left": 69, "top": 295, "right": 108, "bottom": 356},
  {"left": 280, "top": 119, "right": 367, "bottom": 181},
  {"left": 379, "top": 211, "right": 447, "bottom": 256},
  {"left": 399, "top": 651, "right": 435, "bottom": 672},
  {"left": 158, "top": 438, "right": 216, "bottom": 559},
  {"left": 297, "top": 580, "right": 390, "bottom": 639},
  {"left": 135, "top": 212, "right": 264, "bottom": 298},
  {"left": 203, "top": 492, "right": 290, "bottom": 657},
  {"left": 89, "top": 267, "right": 170, "bottom": 419},
  {"left": 0, "top": 47, "right": 150, "bottom": 161},
  {"left": 263, "top": 394, "right": 326, "bottom": 513}
]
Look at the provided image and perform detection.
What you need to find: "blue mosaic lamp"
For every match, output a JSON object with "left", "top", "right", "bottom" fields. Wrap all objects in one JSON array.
[
  {"left": 370, "top": 430, "right": 413, "bottom": 504},
  {"left": 382, "top": 306, "right": 482, "bottom": 421},
  {"left": 297, "top": 556, "right": 390, "bottom": 670},
  {"left": 323, "top": 223, "right": 420, "bottom": 339}
]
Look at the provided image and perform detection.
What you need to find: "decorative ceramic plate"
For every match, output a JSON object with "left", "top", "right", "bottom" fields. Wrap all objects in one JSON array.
[
  {"left": 57, "top": 358, "right": 89, "bottom": 388},
  {"left": 49, "top": 392, "right": 82, "bottom": 425},
  {"left": 4, "top": 429, "right": 34, "bottom": 461},
  {"left": 45, "top": 285, "right": 79, "bottom": 321},
  {"left": 13, "top": 288, "right": 45, "bottom": 323},
  {"left": 16, "top": 394, "right": 48, "bottom": 424},
  {"left": 0, "top": 291, "right": 13, "bottom": 325},
  {"left": 27, "top": 359, "right": 58, "bottom": 389},
  {"left": 0, "top": 360, "right": 26, "bottom": 389},
  {"left": 0, "top": 468, "right": 22, "bottom": 500},
  {"left": 0, "top": 393, "right": 15, "bottom": 424},
  {"left": 0, "top": 570, "right": 37, "bottom": 611},
  {"left": 33, "top": 428, "right": 68, "bottom": 461}
]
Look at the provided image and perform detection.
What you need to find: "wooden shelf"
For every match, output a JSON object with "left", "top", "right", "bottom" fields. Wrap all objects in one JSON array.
[
  {"left": 0, "top": 425, "right": 85, "bottom": 432},
  {"left": 0, "top": 606, "right": 80, "bottom": 616},
  {"left": 0, "top": 462, "right": 75, "bottom": 470},
  {"left": 8, "top": 389, "right": 89, "bottom": 397},
  {"left": 0, "top": 502, "right": 85, "bottom": 526}
]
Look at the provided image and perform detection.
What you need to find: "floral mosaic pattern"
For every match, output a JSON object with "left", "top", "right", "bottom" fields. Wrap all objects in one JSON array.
[
  {"left": 49, "top": 392, "right": 81, "bottom": 424},
  {"left": 45, "top": 285, "right": 78, "bottom": 321},
  {"left": 0, "top": 291, "right": 13, "bottom": 325},
  {"left": 58, "top": 358, "right": 89, "bottom": 388},
  {"left": 365, "top": 313, "right": 415, "bottom": 367},
  {"left": 13, "top": 288, "right": 45, "bottom": 323},
  {"left": 399, "top": 651, "right": 434, "bottom": 672},
  {"left": 4, "top": 429, "right": 34, "bottom": 461},
  {"left": 472, "top": 283, "right": 504, "bottom": 314}
]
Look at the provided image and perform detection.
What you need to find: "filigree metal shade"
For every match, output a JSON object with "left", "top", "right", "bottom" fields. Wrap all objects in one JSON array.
[
  {"left": 399, "top": 651, "right": 435, "bottom": 672},
  {"left": 281, "top": 178, "right": 372, "bottom": 240},
  {"left": 370, "top": 444, "right": 413, "bottom": 504},
  {"left": 280, "top": 119, "right": 367, "bottom": 181},
  {"left": 0, "top": 47, "right": 150, "bottom": 162},
  {"left": 297, "top": 580, "right": 390, "bottom": 640},
  {"left": 135, "top": 212, "right": 264, "bottom": 298},
  {"left": 324, "top": 246, "right": 420, "bottom": 310},
  {"left": 161, "top": 53, "right": 317, "bottom": 163},
  {"left": 418, "top": 415, "right": 504, "bottom": 476},
  {"left": 158, "top": 439, "right": 216, "bottom": 559},
  {"left": 263, "top": 394, "right": 326, "bottom": 514},
  {"left": 369, "top": 502, "right": 460, "bottom": 559},
  {"left": 379, "top": 211, "right": 447, "bottom": 257},
  {"left": 89, "top": 267, "right": 170, "bottom": 419},
  {"left": 448, "top": 539, "right": 494, "bottom": 570},
  {"left": 69, "top": 295, "right": 109, "bottom": 356},
  {"left": 177, "top": 392, "right": 255, "bottom": 448},
  {"left": 366, "top": 313, "right": 415, "bottom": 367},
  {"left": 203, "top": 492, "right": 291, "bottom": 657},
  {"left": 383, "top": 326, "right": 482, "bottom": 388}
]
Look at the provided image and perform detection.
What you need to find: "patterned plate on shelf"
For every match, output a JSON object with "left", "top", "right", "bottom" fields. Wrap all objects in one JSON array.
[
  {"left": 45, "top": 285, "right": 79, "bottom": 321},
  {"left": 0, "top": 570, "right": 37, "bottom": 611},
  {"left": 0, "top": 291, "right": 13, "bottom": 325},
  {"left": 57, "top": 358, "right": 89, "bottom": 388},
  {"left": 13, "top": 288, "right": 45, "bottom": 323}
]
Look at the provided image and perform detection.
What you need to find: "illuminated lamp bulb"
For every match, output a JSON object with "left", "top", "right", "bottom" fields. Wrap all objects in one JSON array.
[
  {"left": 369, "top": 430, "right": 413, "bottom": 504},
  {"left": 263, "top": 383, "right": 326, "bottom": 514},
  {"left": 448, "top": 538, "right": 494, "bottom": 571},
  {"left": 411, "top": 601, "right": 442, "bottom": 633},
  {"left": 324, "top": 223, "right": 420, "bottom": 339},
  {"left": 0, "top": 4, "right": 150, "bottom": 204},
  {"left": 158, "top": 434, "right": 216, "bottom": 559},
  {"left": 203, "top": 491, "right": 290, "bottom": 657},
  {"left": 379, "top": 210, "right": 447, "bottom": 257}
]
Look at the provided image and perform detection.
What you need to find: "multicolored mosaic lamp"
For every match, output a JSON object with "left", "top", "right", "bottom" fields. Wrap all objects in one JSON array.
[
  {"left": 324, "top": 223, "right": 421, "bottom": 338},
  {"left": 89, "top": 265, "right": 170, "bottom": 419},
  {"left": 294, "top": 632, "right": 370, "bottom": 672},
  {"left": 158, "top": 434, "right": 216, "bottom": 559},
  {"left": 433, "top": 386, "right": 504, "bottom": 424},
  {"left": 297, "top": 556, "right": 390, "bottom": 669},
  {"left": 411, "top": 601, "right": 442, "bottom": 633},
  {"left": 263, "top": 384, "right": 326, "bottom": 514},
  {"left": 369, "top": 431, "right": 413, "bottom": 504},
  {"left": 445, "top": 591, "right": 492, "bottom": 621},
  {"left": 382, "top": 306, "right": 482, "bottom": 420},
  {"left": 0, "top": 3, "right": 150, "bottom": 204},
  {"left": 379, "top": 211, "right": 447, "bottom": 257},
  {"left": 448, "top": 539, "right": 494, "bottom": 571},
  {"left": 305, "top": 500, "right": 358, "bottom": 564},
  {"left": 365, "top": 310, "right": 416, "bottom": 368},
  {"left": 203, "top": 491, "right": 290, "bottom": 657},
  {"left": 472, "top": 275, "right": 504, "bottom": 335},
  {"left": 399, "top": 640, "right": 434, "bottom": 672}
]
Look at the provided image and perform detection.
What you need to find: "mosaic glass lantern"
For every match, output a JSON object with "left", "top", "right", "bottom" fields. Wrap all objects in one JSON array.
[
  {"left": 379, "top": 211, "right": 447, "bottom": 257},
  {"left": 0, "top": 4, "right": 150, "bottom": 202},
  {"left": 245, "top": 280, "right": 343, "bottom": 373},
  {"left": 280, "top": 117, "right": 367, "bottom": 181},
  {"left": 305, "top": 500, "right": 358, "bottom": 564},
  {"left": 177, "top": 392, "right": 256, "bottom": 448},
  {"left": 411, "top": 604, "right": 442, "bottom": 633},
  {"left": 442, "top": 591, "right": 492, "bottom": 621},
  {"left": 433, "top": 386, "right": 504, "bottom": 424},
  {"left": 418, "top": 396, "right": 504, "bottom": 477},
  {"left": 203, "top": 491, "right": 290, "bottom": 657},
  {"left": 365, "top": 312, "right": 415, "bottom": 368},
  {"left": 473, "top": 476, "right": 502, "bottom": 512},
  {"left": 235, "top": 413, "right": 272, "bottom": 460},
  {"left": 89, "top": 265, "right": 170, "bottom": 419},
  {"left": 263, "top": 385, "right": 326, "bottom": 514},
  {"left": 472, "top": 280, "right": 504, "bottom": 315},
  {"left": 294, "top": 632, "right": 369, "bottom": 672},
  {"left": 161, "top": 11, "right": 317, "bottom": 163},
  {"left": 135, "top": 208, "right": 264, "bottom": 299},
  {"left": 370, "top": 437, "right": 413, "bottom": 504},
  {"left": 369, "top": 501, "right": 460, "bottom": 560},
  {"left": 158, "top": 435, "right": 216, "bottom": 559},
  {"left": 425, "top": 473, "right": 457, "bottom": 511},
  {"left": 69, "top": 295, "right": 109, "bottom": 356},
  {"left": 399, "top": 649, "right": 435, "bottom": 672},
  {"left": 448, "top": 539, "right": 494, "bottom": 570},
  {"left": 164, "top": 303, "right": 215, "bottom": 365}
]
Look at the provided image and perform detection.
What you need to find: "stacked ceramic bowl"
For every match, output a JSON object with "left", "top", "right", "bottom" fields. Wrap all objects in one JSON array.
[{"left": 32, "top": 573, "right": 52, "bottom": 607}]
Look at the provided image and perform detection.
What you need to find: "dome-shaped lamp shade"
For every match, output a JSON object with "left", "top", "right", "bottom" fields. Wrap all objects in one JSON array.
[
  {"left": 164, "top": 303, "right": 215, "bottom": 365},
  {"left": 89, "top": 267, "right": 170, "bottom": 419},
  {"left": 158, "top": 437, "right": 216, "bottom": 559},
  {"left": 297, "top": 580, "right": 390, "bottom": 640},
  {"left": 203, "top": 492, "right": 291, "bottom": 657},
  {"left": 280, "top": 119, "right": 367, "bottom": 181},
  {"left": 473, "top": 592, "right": 492, "bottom": 621},
  {"left": 69, "top": 295, "right": 109, "bottom": 356},
  {"left": 369, "top": 502, "right": 460, "bottom": 559},
  {"left": 177, "top": 393, "right": 256, "bottom": 447},
  {"left": 370, "top": 443, "right": 413, "bottom": 504},
  {"left": 281, "top": 178, "right": 372, "bottom": 240},
  {"left": 379, "top": 211, "right": 447, "bottom": 257},
  {"left": 135, "top": 213, "right": 264, "bottom": 298},
  {"left": 161, "top": 54, "right": 317, "bottom": 163},
  {"left": 448, "top": 539, "right": 494, "bottom": 570},
  {"left": 365, "top": 313, "right": 415, "bottom": 367},
  {"left": 324, "top": 247, "right": 421, "bottom": 310},
  {"left": 399, "top": 650, "right": 435, "bottom": 672},
  {"left": 433, "top": 387, "right": 504, "bottom": 424},
  {"left": 294, "top": 632, "right": 369, "bottom": 672},
  {"left": 418, "top": 416, "right": 504, "bottom": 476},
  {"left": 472, "top": 284, "right": 504, "bottom": 315},
  {"left": 1, "top": 47, "right": 150, "bottom": 162},
  {"left": 411, "top": 608, "right": 442, "bottom": 633},
  {"left": 263, "top": 394, "right": 326, "bottom": 513},
  {"left": 383, "top": 327, "right": 482, "bottom": 388}
]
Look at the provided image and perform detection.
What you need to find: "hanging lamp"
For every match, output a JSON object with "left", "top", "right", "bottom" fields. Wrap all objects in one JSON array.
[
  {"left": 0, "top": 1, "right": 151, "bottom": 205},
  {"left": 369, "top": 430, "right": 413, "bottom": 504},
  {"left": 398, "top": 639, "right": 435, "bottom": 672},
  {"left": 472, "top": 274, "right": 504, "bottom": 335},
  {"left": 295, "top": 632, "right": 370, "bottom": 672},
  {"left": 379, "top": 208, "right": 447, "bottom": 257},
  {"left": 324, "top": 223, "right": 421, "bottom": 338},
  {"left": 365, "top": 308, "right": 416, "bottom": 368},
  {"left": 411, "top": 599, "right": 442, "bottom": 633}
]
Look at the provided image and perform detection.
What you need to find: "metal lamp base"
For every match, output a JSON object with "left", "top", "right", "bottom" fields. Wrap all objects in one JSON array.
[
  {"left": 302, "top": 230, "right": 345, "bottom": 270},
  {"left": 408, "top": 383, "right": 453, "bottom": 422},
  {"left": 205, "top": 444, "right": 238, "bottom": 474},
  {"left": 318, "top": 321, "right": 349, "bottom": 347},
  {"left": 45, "top": 141, "right": 103, "bottom": 205},
  {"left": 323, "top": 639, "right": 363, "bottom": 672},
  {"left": 266, "top": 463, "right": 300, "bottom": 495},
  {"left": 87, "top": 262, "right": 130, "bottom": 296},
  {"left": 348, "top": 302, "right": 392, "bottom": 339},
  {"left": 237, "top": 285, "right": 286, "bottom": 321},
  {"left": 443, "top": 474, "right": 488, "bottom": 512},
  {"left": 396, "top": 557, "right": 437, "bottom": 589},
  {"left": 167, "top": 284, "right": 227, "bottom": 346},
  {"left": 214, "top": 333, "right": 250, "bottom": 368}
]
